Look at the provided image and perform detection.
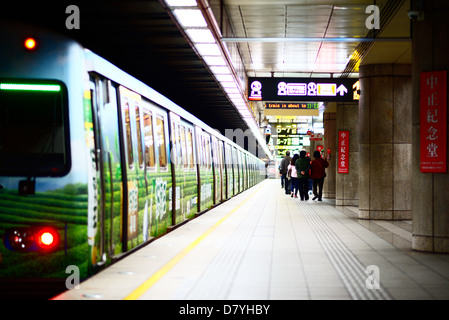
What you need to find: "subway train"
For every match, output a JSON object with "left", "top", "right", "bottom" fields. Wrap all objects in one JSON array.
[{"left": 0, "top": 21, "right": 266, "bottom": 288}]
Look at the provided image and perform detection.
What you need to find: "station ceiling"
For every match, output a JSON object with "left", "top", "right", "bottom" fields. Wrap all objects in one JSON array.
[{"left": 3, "top": 0, "right": 410, "bottom": 138}]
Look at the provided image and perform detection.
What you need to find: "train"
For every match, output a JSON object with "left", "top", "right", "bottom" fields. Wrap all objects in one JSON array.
[{"left": 0, "top": 21, "right": 266, "bottom": 292}]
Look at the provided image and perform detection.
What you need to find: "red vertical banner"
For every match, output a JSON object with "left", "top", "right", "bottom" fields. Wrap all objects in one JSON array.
[
  {"left": 420, "top": 71, "right": 447, "bottom": 173},
  {"left": 338, "top": 131, "right": 349, "bottom": 174}
]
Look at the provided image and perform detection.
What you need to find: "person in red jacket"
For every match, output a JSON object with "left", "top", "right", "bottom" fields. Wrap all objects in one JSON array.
[{"left": 310, "top": 150, "right": 329, "bottom": 201}]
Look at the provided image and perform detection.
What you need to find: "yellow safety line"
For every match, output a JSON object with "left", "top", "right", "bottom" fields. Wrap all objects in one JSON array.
[{"left": 124, "top": 184, "right": 264, "bottom": 300}]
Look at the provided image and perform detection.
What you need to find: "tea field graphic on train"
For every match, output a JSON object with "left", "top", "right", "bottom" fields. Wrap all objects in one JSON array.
[{"left": 0, "top": 23, "right": 266, "bottom": 283}]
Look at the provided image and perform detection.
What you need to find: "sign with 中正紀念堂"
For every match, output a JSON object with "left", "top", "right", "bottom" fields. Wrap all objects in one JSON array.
[
  {"left": 248, "top": 77, "right": 360, "bottom": 102},
  {"left": 338, "top": 131, "right": 349, "bottom": 174},
  {"left": 420, "top": 71, "right": 447, "bottom": 173}
]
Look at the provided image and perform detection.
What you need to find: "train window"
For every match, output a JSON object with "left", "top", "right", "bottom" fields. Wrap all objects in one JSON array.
[
  {"left": 171, "top": 121, "right": 177, "bottom": 166},
  {"left": 124, "top": 102, "right": 134, "bottom": 168},
  {"left": 177, "top": 124, "right": 183, "bottom": 167},
  {"left": 212, "top": 139, "right": 218, "bottom": 167},
  {"left": 156, "top": 116, "right": 167, "bottom": 168},
  {"left": 218, "top": 141, "right": 224, "bottom": 168},
  {"left": 200, "top": 135, "right": 205, "bottom": 168},
  {"left": 205, "top": 136, "right": 211, "bottom": 170},
  {"left": 187, "top": 128, "right": 194, "bottom": 169},
  {"left": 135, "top": 105, "right": 144, "bottom": 167},
  {"left": 0, "top": 80, "right": 69, "bottom": 176},
  {"left": 180, "top": 125, "right": 188, "bottom": 169},
  {"left": 143, "top": 109, "right": 155, "bottom": 168}
]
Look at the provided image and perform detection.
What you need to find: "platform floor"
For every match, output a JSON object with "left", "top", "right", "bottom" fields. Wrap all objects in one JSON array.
[{"left": 54, "top": 179, "right": 449, "bottom": 300}]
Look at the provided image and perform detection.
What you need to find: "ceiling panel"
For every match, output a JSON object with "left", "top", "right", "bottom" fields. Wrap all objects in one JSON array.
[{"left": 221, "top": 0, "right": 410, "bottom": 124}]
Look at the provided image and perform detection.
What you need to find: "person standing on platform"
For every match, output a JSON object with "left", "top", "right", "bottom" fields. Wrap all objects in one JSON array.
[
  {"left": 310, "top": 150, "right": 329, "bottom": 201},
  {"left": 280, "top": 151, "right": 292, "bottom": 194},
  {"left": 296, "top": 150, "right": 311, "bottom": 200},
  {"left": 288, "top": 154, "right": 299, "bottom": 198}
]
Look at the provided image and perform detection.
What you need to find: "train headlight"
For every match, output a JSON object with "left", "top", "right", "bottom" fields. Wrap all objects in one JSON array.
[
  {"left": 36, "top": 227, "right": 60, "bottom": 250},
  {"left": 24, "top": 37, "right": 38, "bottom": 51}
]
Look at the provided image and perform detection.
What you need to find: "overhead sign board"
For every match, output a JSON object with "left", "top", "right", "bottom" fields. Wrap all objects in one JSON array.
[
  {"left": 265, "top": 102, "right": 319, "bottom": 116},
  {"left": 248, "top": 77, "right": 360, "bottom": 102},
  {"left": 265, "top": 102, "right": 318, "bottom": 110}
]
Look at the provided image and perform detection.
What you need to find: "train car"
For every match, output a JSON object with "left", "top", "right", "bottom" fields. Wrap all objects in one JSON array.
[{"left": 0, "top": 21, "right": 265, "bottom": 296}]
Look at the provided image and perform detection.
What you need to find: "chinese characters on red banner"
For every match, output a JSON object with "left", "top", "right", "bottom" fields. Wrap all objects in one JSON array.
[
  {"left": 420, "top": 71, "right": 447, "bottom": 173},
  {"left": 338, "top": 131, "right": 349, "bottom": 174}
]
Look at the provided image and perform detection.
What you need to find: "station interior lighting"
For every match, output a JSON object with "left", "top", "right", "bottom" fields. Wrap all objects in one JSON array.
[
  {"left": 163, "top": 0, "right": 272, "bottom": 159},
  {"left": 24, "top": 37, "right": 38, "bottom": 51}
]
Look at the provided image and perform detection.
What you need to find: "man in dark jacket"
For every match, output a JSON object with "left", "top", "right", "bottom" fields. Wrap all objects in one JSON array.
[
  {"left": 280, "top": 151, "right": 292, "bottom": 194},
  {"left": 295, "top": 150, "right": 311, "bottom": 200},
  {"left": 310, "top": 150, "right": 329, "bottom": 201}
]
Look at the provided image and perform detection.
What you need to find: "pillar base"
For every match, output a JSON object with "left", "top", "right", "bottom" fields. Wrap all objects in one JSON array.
[
  {"left": 412, "top": 235, "right": 449, "bottom": 253},
  {"left": 336, "top": 199, "right": 358, "bottom": 206},
  {"left": 359, "top": 209, "right": 411, "bottom": 220}
]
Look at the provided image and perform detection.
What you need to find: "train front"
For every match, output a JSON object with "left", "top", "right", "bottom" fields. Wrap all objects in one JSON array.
[{"left": 0, "top": 22, "right": 91, "bottom": 298}]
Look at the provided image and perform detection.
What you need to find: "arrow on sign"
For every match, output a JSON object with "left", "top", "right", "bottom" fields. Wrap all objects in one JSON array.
[{"left": 336, "top": 84, "right": 348, "bottom": 96}]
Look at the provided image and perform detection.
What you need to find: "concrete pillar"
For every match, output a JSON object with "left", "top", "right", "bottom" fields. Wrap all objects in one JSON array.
[
  {"left": 323, "top": 105, "right": 336, "bottom": 199},
  {"left": 411, "top": 0, "right": 449, "bottom": 253},
  {"left": 359, "top": 64, "right": 412, "bottom": 220},
  {"left": 336, "top": 102, "right": 359, "bottom": 206}
]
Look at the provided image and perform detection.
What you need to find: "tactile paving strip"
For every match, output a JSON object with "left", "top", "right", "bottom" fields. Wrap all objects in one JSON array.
[{"left": 297, "top": 201, "right": 393, "bottom": 300}]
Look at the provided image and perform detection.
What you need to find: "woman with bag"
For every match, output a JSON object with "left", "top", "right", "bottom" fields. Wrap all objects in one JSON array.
[
  {"left": 288, "top": 154, "right": 299, "bottom": 198},
  {"left": 310, "top": 150, "right": 329, "bottom": 201}
]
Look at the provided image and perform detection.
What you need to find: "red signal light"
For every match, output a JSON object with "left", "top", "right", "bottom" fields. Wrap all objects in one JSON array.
[
  {"left": 24, "top": 37, "right": 38, "bottom": 51},
  {"left": 36, "top": 227, "right": 60, "bottom": 250}
]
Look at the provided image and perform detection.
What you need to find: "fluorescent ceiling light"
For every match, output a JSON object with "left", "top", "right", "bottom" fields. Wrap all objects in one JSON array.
[
  {"left": 220, "top": 81, "right": 237, "bottom": 89},
  {"left": 233, "top": 100, "right": 246, "bottom": 107},
  {"left": 215, "top": 74, "right": 234, "bottom": 82},
  {"left": 195, "top": 43, "right": 221, "bottom": 56},
  {"left": 203, "top": 56, "right": 227, "bottom": 66},
  {"left": 210, "top": 66, "right": 230, "bottom": 74},
  {"left": 166, "top": 0, "right": 197, "bottom": 6},
  {"left": 224, "top": 86, "right": 239, "bottom": 94},
  {"left": 227, "top": 94, "right": 242, "bottom": 101},
  {"left": 173, "top": 9, "right": 207, "bottom": 28},
  {"left": 186, "top": 29, "right": 215, "bottom": 43}
]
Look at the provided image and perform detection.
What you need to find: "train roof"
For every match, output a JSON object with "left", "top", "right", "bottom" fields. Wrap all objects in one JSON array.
[{"left": 84, "top": 49, "right": 259, "bottom": 160}]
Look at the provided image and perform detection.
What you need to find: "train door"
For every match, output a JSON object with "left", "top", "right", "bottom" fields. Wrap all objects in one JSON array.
[
  {"left": 232, "top": 147, "right": 239, "bottom": 193},
  {"left": 118, "top": 86, "right": 150, "bottom": 251},
  {"left": 218, "top": 140, "right": 225, "bottom": 202},
  {"left": 88, "top": 76, "right": 124, "bottom": 267},
  {"left": 196, "top": 128, "right": 213, "bottom": 212},
  {"left": 141, "top": 101, "right": 171, "bottom": 237},
  {"left": 153, "top": 108, "right": 171, "bottom": 236},
  {"left": 184, "top": 124, "right": 198, "bottom": 217},
  {"left": 243, "top": 153, "right": 248, "bottom": 190},
  {"left": 225, "top": 143, "right": 234, "bottom": 197},
  {"left": 211, "top": 136, "right": 221, "bottom": 205},
  {"left": 238, "top": 151, "right": 244, "bottom": 193},
  {"left": 170, "top": 113, "right": 197, "bottom": 224}
]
